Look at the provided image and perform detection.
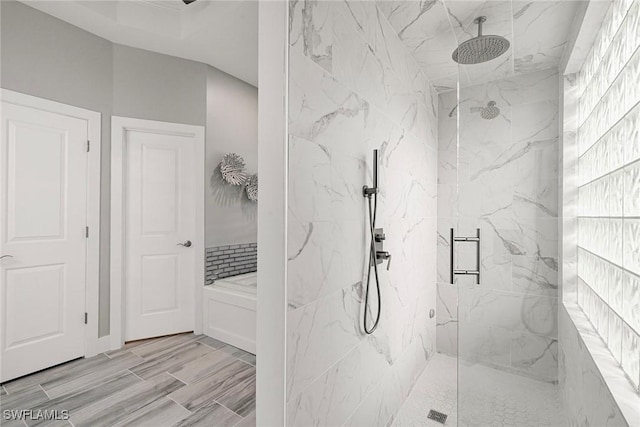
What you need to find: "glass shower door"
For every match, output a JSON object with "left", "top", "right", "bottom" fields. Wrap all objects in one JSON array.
[{"left": 453, "top": 28, "right": 564, "bottom": 427}]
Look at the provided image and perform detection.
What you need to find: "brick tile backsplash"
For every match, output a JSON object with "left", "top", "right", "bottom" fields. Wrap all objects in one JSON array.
[{"left": 205, "top": 243, "right": 257, "bottom": 284}]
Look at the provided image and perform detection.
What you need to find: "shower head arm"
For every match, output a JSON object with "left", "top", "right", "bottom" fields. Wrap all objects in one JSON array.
[{"left": 474, "top": 16, "right": 487, "bottom": 37}]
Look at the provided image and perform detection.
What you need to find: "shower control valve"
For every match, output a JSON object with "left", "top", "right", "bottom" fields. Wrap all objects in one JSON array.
[{"left": 376, "top": 251, "right": 392, "bottom": 271}]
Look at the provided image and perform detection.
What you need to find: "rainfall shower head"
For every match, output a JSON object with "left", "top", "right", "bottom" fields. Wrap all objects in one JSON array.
[
  {"left": 481, "top": 101, "right": 500, "bottom": 119},
  {"left": 452, "top": 16, "right": 510, "bottom": 64}
]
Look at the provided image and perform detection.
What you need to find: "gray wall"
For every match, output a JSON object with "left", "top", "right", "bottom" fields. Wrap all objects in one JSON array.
[
  {"left": 112, "top": 44, "right": 207, "bottom": 126},
  {"left": 205, "top": 67, "right": 258, "bottom": 248},
  {"left": 1, "top": 1, "right": 212, "bottom": 337},
  {"left": 1, "top": 0, "right": 114, "bottom": 337}
]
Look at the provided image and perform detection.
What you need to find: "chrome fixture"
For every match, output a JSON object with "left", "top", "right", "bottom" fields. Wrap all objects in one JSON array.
[
  {"left": 452, "top": 16, "right": 510, "bottom": 64},
  {"left": 183, "top": 0, "right": 197, "bottom": 4},
  {"left": 450, "top": 228, "right": 481, "bottom": 285},
  {"left": 362, "top": 149, "right": 379, "bottom": 197},
  {"left": 481, "top": 101, "right": 500, "bottom": 119},
  {"left": 362, "top": 149, "right": 389, "bottom": 334},
  {"left": 373, "top": 228, "right": 392, "bottom": 271},
  {"left": 177, "top": 240, "right": 192, "bottom": 248}
]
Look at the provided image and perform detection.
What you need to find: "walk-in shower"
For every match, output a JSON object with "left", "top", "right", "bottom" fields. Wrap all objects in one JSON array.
[{"left": 281, "top": 1, "right": 639, "bottom": 426}]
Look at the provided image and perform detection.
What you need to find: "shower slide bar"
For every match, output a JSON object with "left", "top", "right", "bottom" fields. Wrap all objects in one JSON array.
[{"left": 450, "top": 228, "right": 481, "bottom": 285}]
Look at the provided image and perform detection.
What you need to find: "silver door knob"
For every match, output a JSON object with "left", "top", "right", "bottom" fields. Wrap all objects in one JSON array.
[
  {"left": 177, "top": 241, "right": 192, "bottom": 248},
  {"left": 0, "top": 255, "right": 13, "bottom": 260}
]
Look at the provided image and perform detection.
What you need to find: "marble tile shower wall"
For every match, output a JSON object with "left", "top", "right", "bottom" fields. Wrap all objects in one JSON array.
[
  {"left": 436, "top": 68, "right": 561, "bottom": 382},
  {"left": 558, "top": 306, "right": 628, "bottom": 426},
  {"left": 576, "top": 0, "right": 640, "bottom": 391},
  {"left": 286, "top": 1, "right": 438, "bottom": 425}
]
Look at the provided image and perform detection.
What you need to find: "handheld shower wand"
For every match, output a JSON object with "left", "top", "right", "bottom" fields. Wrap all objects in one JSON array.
[
  {"left": 362, "top": 149, "right": 390, "bottom": 334},
  {"left": 363, "top": 149, "right": 378, "bottom": 196}
]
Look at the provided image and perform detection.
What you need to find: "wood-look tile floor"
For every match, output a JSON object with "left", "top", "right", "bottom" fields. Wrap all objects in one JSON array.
[{"left": 0, "top": 333, "right": 256, "bottom": 427}]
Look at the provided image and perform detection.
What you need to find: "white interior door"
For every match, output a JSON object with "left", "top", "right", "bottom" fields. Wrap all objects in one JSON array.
[
  {"left": 124, "top": 126, "right": 196, "bottom": 341},
  {"left": 0, "top": 102, "right": 88, "bottom": 382}
]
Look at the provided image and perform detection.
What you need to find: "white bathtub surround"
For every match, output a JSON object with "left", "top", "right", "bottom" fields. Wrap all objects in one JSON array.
[
  {"left": 203, "top": 272, "right": 256, "bottom": 354},
  {"left": 436, "top": 68, "right": 561, "bottom": 383},
  {"left": 286, "top": 1, "right": 438, "bottom": 425}
]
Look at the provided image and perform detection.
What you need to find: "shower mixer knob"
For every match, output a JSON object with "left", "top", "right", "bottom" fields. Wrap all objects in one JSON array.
[
  {"left": 375, "top": 232, "right": 385, "bottom": 242},
  {"left": 376, "top": 251, "right": 392, "bottom": 271}
]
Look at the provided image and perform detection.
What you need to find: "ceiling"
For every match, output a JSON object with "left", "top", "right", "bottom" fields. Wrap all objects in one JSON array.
[
  {"left": 21, "top": 0, "right": 580, "bottom": 91},
  {"left": 378, "top": 0, "right": 581, "bottom": 92},
  {"left": 21, "top": 0, "right": 258, "bottom": 86}
]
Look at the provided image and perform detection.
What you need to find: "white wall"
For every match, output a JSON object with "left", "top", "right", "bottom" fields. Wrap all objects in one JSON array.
[
  {"left": 205, "top": 67, "right": 258, "bottom": 248},
  {"left": 285, "top": 2, "right": 438, "bottom": 425}
]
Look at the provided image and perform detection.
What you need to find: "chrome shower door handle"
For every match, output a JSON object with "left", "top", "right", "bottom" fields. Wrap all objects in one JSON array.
[
  {"left": 177, "top": 240, "right": 192, "bottom": 248},
  {"left": 450, "top": 228, "right": 481, "bottom": 285}
]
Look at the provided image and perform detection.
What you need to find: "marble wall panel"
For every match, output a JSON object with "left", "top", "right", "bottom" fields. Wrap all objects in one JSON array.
[
  {"left": 559, "top": 306, "right": 631, "bottom": 427},
  {"left": 286, "top": 1, "right": 438, "bottom": 425}
]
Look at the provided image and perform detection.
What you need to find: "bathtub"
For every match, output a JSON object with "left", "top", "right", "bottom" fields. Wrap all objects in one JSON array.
[{"left": 203, "top": 272, "right": 256, "bottom": 353}]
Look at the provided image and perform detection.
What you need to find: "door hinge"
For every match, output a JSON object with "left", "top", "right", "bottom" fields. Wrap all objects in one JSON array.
[
  {"left": 87, "top": 140, "right": 90, "bottom": 152},
  {"left": 84, "top": 312, "right": 88, "bottom": 324},
  {"left": 85, "top": 226, "right": 89, "bottom": 238}
]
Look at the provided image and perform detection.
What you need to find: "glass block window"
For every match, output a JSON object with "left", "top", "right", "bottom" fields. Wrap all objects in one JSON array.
[{"left": 577, "top": 0, "right": 640, "bottom": 391}]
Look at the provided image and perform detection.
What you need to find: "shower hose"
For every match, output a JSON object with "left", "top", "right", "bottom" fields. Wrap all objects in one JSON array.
[{"left": 363, "top": 191, "right": 381, "bottom": 334}]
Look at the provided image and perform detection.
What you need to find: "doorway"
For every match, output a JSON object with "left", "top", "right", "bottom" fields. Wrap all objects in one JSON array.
[
  {"left": 110, "top": 117, "right": 204, "bottom": 347},
  {"left": 0, "top": 90, "right": 101, "bottom": 382}
]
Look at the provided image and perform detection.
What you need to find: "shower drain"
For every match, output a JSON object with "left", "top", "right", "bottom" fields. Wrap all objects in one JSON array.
[{"left": 427, "top": 409, "right": 448, "bottom": 424}]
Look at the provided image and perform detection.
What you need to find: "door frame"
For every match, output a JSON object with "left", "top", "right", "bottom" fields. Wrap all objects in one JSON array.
[
  {"left": 110, "top": 116, "right": 204, "bottom": 350},
  {"left": 0, "top": 88, "right": 102, "bottom": 358}
]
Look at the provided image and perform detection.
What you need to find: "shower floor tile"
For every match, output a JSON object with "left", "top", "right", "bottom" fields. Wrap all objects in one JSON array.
[
  {"left": 393, "top": 353, "right": 458, "bottom": 427},
  {"left": 392, "top": 353, "right": 568, "bottom": 427}
]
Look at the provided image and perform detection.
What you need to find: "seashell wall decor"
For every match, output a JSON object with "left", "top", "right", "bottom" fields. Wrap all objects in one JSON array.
[
  {"left": 219, "top": 153, "right": 248, "bottom": 186},
  {"left": 245, "top": 174, "right": 258, "bottom": 202}
]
